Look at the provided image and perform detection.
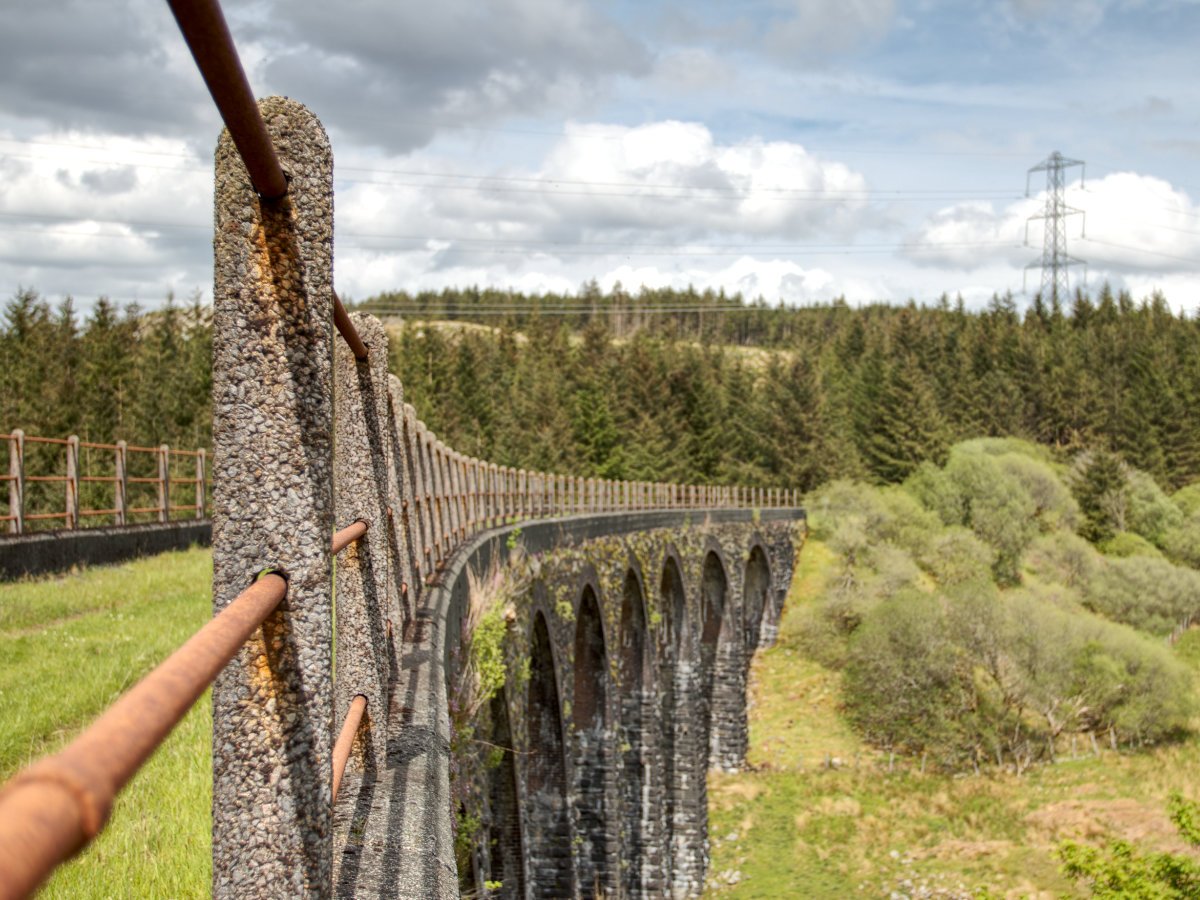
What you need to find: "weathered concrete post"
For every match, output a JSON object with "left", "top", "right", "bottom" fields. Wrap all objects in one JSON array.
[
  {"left": 333, "top": 312, "right": 394, "bottom": 771},
  {"left": 387, "top": 378, "right": 418, "bottom": 620},
  {"left": 211, "top": 97, "right": 335, "bottom": 898}
]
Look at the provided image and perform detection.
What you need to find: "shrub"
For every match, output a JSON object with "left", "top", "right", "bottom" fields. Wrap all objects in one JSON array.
[
  {"left": 1171, "top": 482, "right": 1200, "bottom": 517},
  {"left": 1099, "top": 532, "right": 1164, "bottom": 560},
  {"left": 995, "top": 452, "right": 1079, "bottom": 533},
  {"left": 1023, "top": 532, "right": 1105, "bottom": 589},
  {"left": 842, "top": 592, "right": 969, "bottom": 757},
  {"left": 920, "top": 527, "right": 995, "bottom": 587},
  {"left": 1126, "top": 469, "right": 1183, "bottom": 546},
  {"left": 1161, "top": 516, "right": 1200, "bottom": 569},
  {"left": 1081, "top": 555, "right": 1200, "bottom": 637}
]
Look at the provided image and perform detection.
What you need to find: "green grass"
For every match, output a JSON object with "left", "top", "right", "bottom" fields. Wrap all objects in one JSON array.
[
  {"left": 0, "top": 547, "right": 213, "bottom": 898},
  {"left": 706, "top": 539, "right": 1200, "bottom": 898}
]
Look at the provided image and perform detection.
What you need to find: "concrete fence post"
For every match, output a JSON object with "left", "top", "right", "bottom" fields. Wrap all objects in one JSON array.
[
  {"left": 423, "top": 434, "right": 441, "bottom": 561},
  {"left": 333, "top": 312, "right": 395, "bottom": 774},
  {"left": 157, "top": 444, "right": 170, "bottom": 524},
  {"left": 441, "top": 450, "right": 456, "bottom": 542},
  {"left": 114, "top": 440, "right": 126, "bottom": 527},
  {"left": 431, "top": 440, "right": 450, "bottom": 559},
  {"left": 211, "top": 96, "right": 335, "bottom": 898},
  {"left": 408, "top": 409, "right": 433, "bottom": 583},
  {"left": 196, "top": 449, "right": 207, "bottom": 519},
  {"left": 485, "top": 463, "right": 496, "bottom": 527},
  {"left": 386, "top": 379, "right": 418, "bottom": 618},
  {"left": 65, "top": 435, "right": 79, "bottom": 529}
]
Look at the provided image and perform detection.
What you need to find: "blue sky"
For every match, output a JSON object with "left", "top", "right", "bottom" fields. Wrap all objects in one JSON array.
[{"left": 1, "top": 0, "right": 1198, "bottom": 311}]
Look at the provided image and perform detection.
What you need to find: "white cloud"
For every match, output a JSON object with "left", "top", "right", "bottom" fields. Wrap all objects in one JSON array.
[
  {"left": 0, "top": 131, "right": 212, "bottom": 306},
  {"left": 904, "top": 172, "right": 1200, "bottom": 277}
]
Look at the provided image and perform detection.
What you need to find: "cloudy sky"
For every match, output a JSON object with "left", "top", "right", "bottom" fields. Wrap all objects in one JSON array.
[{"left": 2, "top": 0, "right": 1199, "bottom": 314}]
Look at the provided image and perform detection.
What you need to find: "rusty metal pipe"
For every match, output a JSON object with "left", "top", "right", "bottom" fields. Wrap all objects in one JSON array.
[
  {"left": 333, "top": 292, "right": 368, "bottom": 360},
  {"left": 0, "top": 573, "right": 287, "bottom": 900},
  {"left": 332, "top": 519, "right": 369, "bottom": 555},
  {"left": 165, "top": 0, "right": 288, "bottom": 199},
  {"left": 331, "top": 695, "right": 368, "bottom": 804}
]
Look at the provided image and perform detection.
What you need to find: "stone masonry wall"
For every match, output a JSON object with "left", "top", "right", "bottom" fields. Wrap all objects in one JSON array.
[{"left": 451, "top": 513, "right": 803, "bottom": 899}]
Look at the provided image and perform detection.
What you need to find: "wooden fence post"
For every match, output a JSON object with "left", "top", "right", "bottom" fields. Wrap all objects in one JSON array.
[
  {"left": 196, "top": 449, "right": 206, "bottom": 519},
  {"left": 65, "top": 435, "right": 79, "bottom": 529},
  {"left": 115, "top": 440, "right": 127, "bottom": 526},
  {"left": 8, "top": 429, "right": 23, "bottom": 535},
  {"left": 157, "top": 445, "right": 170, "bottom": 523}
]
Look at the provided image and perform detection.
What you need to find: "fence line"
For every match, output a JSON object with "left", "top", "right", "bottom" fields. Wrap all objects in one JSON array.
[
  {"left": 1, "top": 430, "right": 208, "bottom": 535},
  {"left": 0, "top": 0, "right": 801, "bottom": 896}
]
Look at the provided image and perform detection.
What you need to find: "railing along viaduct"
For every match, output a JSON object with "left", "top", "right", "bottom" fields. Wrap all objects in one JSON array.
[{"left": 0, "top": 2, "right": 806, "bottom": 898}]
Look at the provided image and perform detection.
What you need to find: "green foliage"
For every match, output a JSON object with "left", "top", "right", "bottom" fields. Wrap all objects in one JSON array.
[
  {"left": 1127, "top": 469, "right": 1183, "bottom": 546},
  {"left": 909, "top": 448, "right": 1040, "bottom": 584},
  {"left": 367, "top": 282, "right": 1200, "bottom": 493},
  {"left": 1100, "top": 532, "right": 1165, "bottom": 560},
  {"left": 1058, "top": 793, "right": 1200, "bottom": 899},
  {"left": 1080, "top": 555, "right": 1200, "bottom": 636},
  {"left": 1161, "top": 516, "right": 1200, "bottom": 569},
  {"left": 809, "top": 441, "right": 1198, "bottom": 772},
  {"left": 1074, "top": 450, "right": 1131, "bottom": 543},
  {"left": 0, "top": 549, "right": 213, "bottom": 897},
  {"left": 1171, "top": 483, "right": 1200, "bottom": 517}
]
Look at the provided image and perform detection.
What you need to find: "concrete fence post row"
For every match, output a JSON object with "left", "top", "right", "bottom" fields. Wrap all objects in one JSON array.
[{"left": 206, "top": 96, "right": 798, "bottom": 897}]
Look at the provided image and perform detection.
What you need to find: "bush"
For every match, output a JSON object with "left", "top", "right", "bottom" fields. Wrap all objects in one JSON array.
[
  {"left": 1162, "top": 516, "right": 1200, "bottom": 569},
  {"left": 1099, "top": 532, "right": 1164, "bottom": 560},
  {"left": 942, "top": 451, "right": 1039, "bottom": 584},
  {"left": 1126, "top": 469, "right": 1182, "bottom": 546},
  {"left": 1059, "top": 793, "right": 1200, "bottom": 899},
  {"left": 1172, "top": 482, "right": 1200, "bottom": 517},
  {"left": 843, "top": 592, "right": 969, "bottom": 757},
  {"left": 995, "top": 452, "right": 1079, "bottom": 534},
  {"left": 920, "top": 527, "right": 995, "bottom": 587},
  {"left": 1023, "top": 532, "right": 1105, "bottom": 589},
  {"left": 1081, "top": 555, "right": 1200, "bottom": 637}
]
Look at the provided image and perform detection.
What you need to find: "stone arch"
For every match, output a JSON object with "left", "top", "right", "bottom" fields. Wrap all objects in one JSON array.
[
  {"left": 481, "top": 690, "right": 525, "bottom": 899},
  {"left": 526, "top": 611, "right": 573, "bottom": 899},
  {"left": 618, "top": 566, "right": 652, "bottom": 897},
  {"left": 657, "top": 550, "right": 696, "bottom": 897},
  {"left": 699, "top": 549, "right": 728, "bottom": 765},
  {"left": 572, "top": 583, "right": 612, "bottom": 897},
  {"left": 743, "top": 543, "right": 772, "bottom": 658}
]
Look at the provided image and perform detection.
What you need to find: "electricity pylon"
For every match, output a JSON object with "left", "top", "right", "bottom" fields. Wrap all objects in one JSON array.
[{"left": 1025, "top": 151, "right": 1086, "bottom": 303}]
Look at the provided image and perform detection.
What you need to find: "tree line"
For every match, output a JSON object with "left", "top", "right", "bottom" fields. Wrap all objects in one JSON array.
[
  {"left": 382, "top": 283, "right": 1200, "bottom": 493},
  {"left": 5, "top": 281, "right": 1200, "bottom": 499},
  {"left": 1, "top": 289, "right": 212, "bottom": 524}
]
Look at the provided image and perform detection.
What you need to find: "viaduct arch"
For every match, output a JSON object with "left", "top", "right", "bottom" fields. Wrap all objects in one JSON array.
[{"left": 330, "top": 510, "right": 803, "bottom": 898}]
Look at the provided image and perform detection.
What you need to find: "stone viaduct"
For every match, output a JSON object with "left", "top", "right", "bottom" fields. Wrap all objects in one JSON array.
[{"left": 201, "top": 98, "right": 806, "bottom": 899}]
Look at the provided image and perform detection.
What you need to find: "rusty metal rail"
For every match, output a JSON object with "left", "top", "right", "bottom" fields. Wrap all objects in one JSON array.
[
  {"left": 332, "top": 519, "right": 369, "bottom": 554},
  {"left": 334, "top": 292, "right": 369, "bottom": 360},
  {"left": 163, "top": 1, "right": 367, "bottom": 358},
  {"left": 0, "top": 573, "right": 287, "bottom": 900},
  {"left": 165, "top": 0, "right": 286, "bottom": 200},
  {"left": 331, "top": 695, "right": 368, "bottom": 803}
]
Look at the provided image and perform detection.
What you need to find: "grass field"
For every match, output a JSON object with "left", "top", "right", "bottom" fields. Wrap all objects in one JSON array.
[
  {"left": 705, "top": 540, "right": 1200, "bottom": 898},
  {"left": 0, "top": 548, "right": 213, "bottom": 898}
]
